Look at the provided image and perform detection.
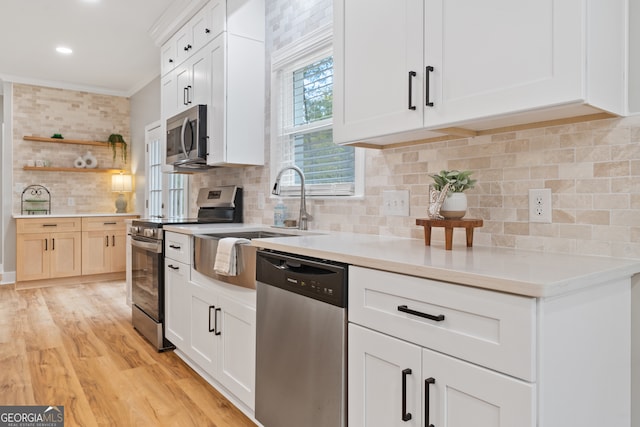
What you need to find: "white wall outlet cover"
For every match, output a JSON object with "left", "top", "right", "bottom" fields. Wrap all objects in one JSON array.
[
  {"left": 529, "top": 188, "right": 552, "bottom": 223},
  {"left": 382, "top": 190, "right": 410, "bottom": 216}
]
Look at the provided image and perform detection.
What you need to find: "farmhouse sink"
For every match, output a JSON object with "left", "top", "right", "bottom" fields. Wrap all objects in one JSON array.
[{"left": 192, "top": 230, "right": 305, "bottom": 289}]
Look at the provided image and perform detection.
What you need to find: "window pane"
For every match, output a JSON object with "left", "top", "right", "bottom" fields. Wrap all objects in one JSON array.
[
  {"left": 293, "top": 129, "right": 355, "bottom": 185},
  {"left": 293, "top": 57, "right": 333, "bottom": 126}
]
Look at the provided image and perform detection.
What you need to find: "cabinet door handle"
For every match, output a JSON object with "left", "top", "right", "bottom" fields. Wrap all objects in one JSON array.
[
  {"left": 184, "top": 44, "right": 192, "bottom": 51},
  {"left": 187, "top": 85, "right": 192, "bottom": 104},
  {"left": 214, "top": 307, "right": 221, "bottom": 336},
  {"left": 169, "top": 244, "right": 181, "bottom": 250},
  {"left": 183, "top": 87, "right": 189, "bottom": 105},
  {"left": 105, "top": 236, "right": 109, "bottom": 247},
  {"left": 205, "top": 28, "right": 211, "bottom": 34},
  {"left": 52, "top": 238, "right": 55, "bottom": 251},
  {"left": 397, "top": 305, "right": 445, "bottom": 322},
  {"left": 408, "top": 71, "right": 417, "bottom": 110},
  {"left": 402, "top": 368, "right": 412, "bottom": 421},
  {"left": 169, "top": 58, "right": 174, "bottom": 63},
  {"left": 167, "top": 264, "right": 179, "bottom": 271},
  {"left": 425, "top": 66, "right": 434, "bottom": 107},
  {"left": 425, "top": 377, "right": 435, "bottom": 427},
  {"left": 112, "top": 235, "right": 115, "bottom": 247},
  {"left": 44, "top": 238, "right": 48, "bottom": 251},
  {"left": 208, "top": 305, "right": 216, "bottom": 332}
]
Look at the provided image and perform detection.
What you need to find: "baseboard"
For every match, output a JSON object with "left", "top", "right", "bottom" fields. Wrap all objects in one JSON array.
[{"left": 1, "top": 271, "right": 16, "bottom": 286}]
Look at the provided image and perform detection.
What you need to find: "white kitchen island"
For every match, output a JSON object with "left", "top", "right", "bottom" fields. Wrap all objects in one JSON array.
[{"left": 164, "top": 225, "right": 640, "bottom": 427}]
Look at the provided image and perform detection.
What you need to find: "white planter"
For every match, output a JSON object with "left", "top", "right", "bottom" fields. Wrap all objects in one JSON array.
[{"left": 440, "top": 192, "right": 467, "bottom": 219}]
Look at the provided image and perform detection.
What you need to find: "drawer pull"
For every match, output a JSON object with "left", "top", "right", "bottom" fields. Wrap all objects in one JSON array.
[
  {"left": 214, "top": 307, "right": 221, "bottom": 336},
  {"left": 103, "top": 222, "right": 117, "bottom": 225},
  {"left": 208, "top": 305, "right": 216, "bottom": 332},
  {"left": 397, "top": 305, "right": 445, "bottom": 322},
  {"left": 425, "top": 377, "right": 435, "bottom": 427},
  {"left": 167, "top": 264, "right": 179, "bottom": 271},
  {"left": 401, "top": 368, "right": 412, "bottom": 421},
  {"left": 169, "top": 244, "right": 181, "bottom": 250},
  {"left": 408, "top": 71, "right": 417, "bottom": 110},
  {"left": 43, "top": 224, "right": 58, "bottom": 227}
]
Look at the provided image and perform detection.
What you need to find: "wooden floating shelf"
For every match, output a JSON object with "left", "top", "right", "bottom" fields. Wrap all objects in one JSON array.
[
  {"left": 23, "top": 166, "right": 126, "bottom": 173},
  {"left": 23, "top": 135, "right": 124, "bottom": 147}
]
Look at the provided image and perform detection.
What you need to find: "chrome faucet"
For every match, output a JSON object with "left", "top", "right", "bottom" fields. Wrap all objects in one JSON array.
[{"left": 272, "top": 165, "right": 313, "bottom": 230}]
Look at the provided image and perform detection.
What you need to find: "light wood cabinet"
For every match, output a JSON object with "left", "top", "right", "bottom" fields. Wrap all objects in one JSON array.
[
  {"left": 16, "top": 218, "right": 82, "bottom": 283},
  {"left": 81, "top": 217, "right": 129, "bottom": 275},
  {"left": 16, "top": 215, "right": 136, "bottom": 288}
]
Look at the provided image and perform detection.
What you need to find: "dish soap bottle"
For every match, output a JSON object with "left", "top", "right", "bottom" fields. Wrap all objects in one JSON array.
[{"left": 274, "top": 199, "right": 287, "bottom": 227}]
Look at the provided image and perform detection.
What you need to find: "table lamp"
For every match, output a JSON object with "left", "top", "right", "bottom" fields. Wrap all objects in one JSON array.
[{"left": 112, "top": 173, "right": 133, "bottom": 213}]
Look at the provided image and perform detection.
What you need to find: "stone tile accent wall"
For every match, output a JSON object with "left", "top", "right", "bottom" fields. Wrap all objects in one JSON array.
[
  {"left": 191, "top": 0, "right": 640, "bottom": 260},
  {"left": 12, "top": 84, "right": 130, "bottom": 214}
]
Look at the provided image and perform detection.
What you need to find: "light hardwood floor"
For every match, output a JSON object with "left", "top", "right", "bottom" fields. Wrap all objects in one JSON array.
[{"left": 0, "top": 281, "right": 257, "bottom": 427}]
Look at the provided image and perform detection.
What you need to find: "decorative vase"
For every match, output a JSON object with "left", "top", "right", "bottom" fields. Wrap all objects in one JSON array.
[
  {"left": 440, "top": 192, "right": 467, "bottom": 219},
  {"left": 83, "top": 151, "right": 98, "bottom": 169},
  {"left": 74, "top": 156, "right": 86, "bottom": 168}
]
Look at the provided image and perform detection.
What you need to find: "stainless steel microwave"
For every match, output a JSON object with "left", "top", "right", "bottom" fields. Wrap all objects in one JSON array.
[{"left": 166, "top": 104, "right": 208, "bottom": 168}]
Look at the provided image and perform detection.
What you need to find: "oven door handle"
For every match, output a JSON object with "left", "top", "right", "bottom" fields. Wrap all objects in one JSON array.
[{"left": 131, "top": 238, "right": 162, "bottom": 254}]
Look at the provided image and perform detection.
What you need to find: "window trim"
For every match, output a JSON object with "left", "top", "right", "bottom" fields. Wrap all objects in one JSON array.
[{"left": 270, "top": 24, "right": 364, "bottom": 199}]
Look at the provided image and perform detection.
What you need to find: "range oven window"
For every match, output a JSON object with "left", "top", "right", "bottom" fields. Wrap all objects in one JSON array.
[{"left": 131, "top": 237, "right": 163, "bottom": 321}]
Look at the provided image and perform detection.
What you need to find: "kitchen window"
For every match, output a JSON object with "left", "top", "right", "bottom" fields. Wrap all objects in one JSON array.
[
  {"left": 271, "top": 25, "right": 363, "bottom": 197},
  {"left": 145, "top": 122, "right": 188, "bottom": 218}
]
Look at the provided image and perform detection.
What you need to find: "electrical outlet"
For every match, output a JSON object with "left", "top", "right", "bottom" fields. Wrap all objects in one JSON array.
[
  {"left": 382, "top": 190, "right": 410, "bottom": 216},
  {"left": 67, "top": 197, "right": 75, "bottom": 206},
  {"left": 529, "top": 189, "right": 551, "bottom": 223}
]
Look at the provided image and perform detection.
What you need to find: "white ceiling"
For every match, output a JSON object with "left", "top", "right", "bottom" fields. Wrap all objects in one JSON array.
[{"left": 0, "top": 0, "right": 174, "bottom": 97}]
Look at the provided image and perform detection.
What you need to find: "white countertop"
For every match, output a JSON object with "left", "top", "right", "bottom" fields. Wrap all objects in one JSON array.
[
  {"left": 13, "top": 213, "right": 140, "bottom": 219},
  {"left": 163, "top": 224, "right": 640, "bottom": 298}
]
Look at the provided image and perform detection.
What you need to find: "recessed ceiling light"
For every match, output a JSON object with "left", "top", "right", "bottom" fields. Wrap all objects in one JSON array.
[{"left": 56, "top": 46, "right": 73, "bottom": 55}]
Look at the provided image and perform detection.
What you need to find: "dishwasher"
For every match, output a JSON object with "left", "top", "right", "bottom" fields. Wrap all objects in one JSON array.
[{"left": 255, "top": 249, "right": 348, "bottom": 427}]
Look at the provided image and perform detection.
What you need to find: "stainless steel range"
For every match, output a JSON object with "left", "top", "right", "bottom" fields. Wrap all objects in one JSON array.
[{"left": 130, "top": 186, "right": 243, "bottom": 351}]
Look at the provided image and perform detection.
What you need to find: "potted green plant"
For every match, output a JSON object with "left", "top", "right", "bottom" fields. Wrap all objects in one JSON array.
[
  {"left": 108, "top": 134, "right": 127, "bottom": 164},
  {"left": 429, "top": 170, "right": 476, "bottom": 219}
]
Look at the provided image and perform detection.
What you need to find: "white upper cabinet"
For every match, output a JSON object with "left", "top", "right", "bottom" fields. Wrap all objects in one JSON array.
[
  {"left": 159, "top": 0, "right": 265, "bottom": 167},
  {"left": 207, "top": 32, "right": 265, "bottom": 166},
  {"left": 334, "top": 0, "right": 628, "bottom": 147}
]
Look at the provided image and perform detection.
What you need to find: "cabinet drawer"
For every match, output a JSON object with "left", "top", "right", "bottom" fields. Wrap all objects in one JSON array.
[
  {"left": 165, "top": 232, "right": 191, "bottom": 264},
  {"left": 349, "top": 266, "right": 536, "bottom": 381},
  {"left": 82, "top": 216, "right": 131, "bottom": 231},
  {"left": 17, "top": 217, "right": 81, "bottom": 233}
]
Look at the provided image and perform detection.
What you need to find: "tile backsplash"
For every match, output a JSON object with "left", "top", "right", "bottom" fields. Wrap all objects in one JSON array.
[
  {"left": 12, "top": 84, "right": 130, "bottom": 214},
  {"left": 192, "top": 115, "right": 640, "bottom": 259}
]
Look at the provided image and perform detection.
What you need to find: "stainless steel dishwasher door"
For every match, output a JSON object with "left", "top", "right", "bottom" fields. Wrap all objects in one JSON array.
[{"left": 255, "top": 251, "right": 347, "bottom": 427}]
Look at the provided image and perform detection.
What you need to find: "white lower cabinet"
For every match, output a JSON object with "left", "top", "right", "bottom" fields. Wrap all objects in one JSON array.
[
  {"left": 348, "top": 266, "right": 632, "bottom": 427},
  {"left": 348, "top": 324, "right": 534, "bottom": 427},
  {"left": 164, "top": 260, "right": 190, "bottom": 348},
  {"left": 422, "top": 348, "right": 534, "bottom": 427},
  {"left": 186, "top": 280, "right": 256, "bottom": 410},
  {"left": 349, "top": 323, "right": 422, "bottom": 427}
]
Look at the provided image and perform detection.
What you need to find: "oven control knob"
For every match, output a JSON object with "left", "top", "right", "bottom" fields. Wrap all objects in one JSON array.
[
  {"left": 143, "top": 229, "right": 156, "bottom": 238},
  {"left": 130, "top": 226, "right": 140, "bottom": 234}
]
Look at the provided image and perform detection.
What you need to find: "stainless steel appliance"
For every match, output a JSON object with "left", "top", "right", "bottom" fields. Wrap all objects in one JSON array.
[
  {"left": 130, "top": 186, "right": 243, "bottom": 351},
  {"left": 166, "top": 104, "right": 209, "bottom": 170},
  {"left": 255, "top": 250, "right": 348, "bottom": 427},
  {"left": 193, "top": 230, "right": 292, "bottom": 290}
]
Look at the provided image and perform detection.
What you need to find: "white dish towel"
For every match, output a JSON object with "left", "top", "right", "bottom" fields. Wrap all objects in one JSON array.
[{"left": 213, "top": 237, "right": 251, "bottom": 276}]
